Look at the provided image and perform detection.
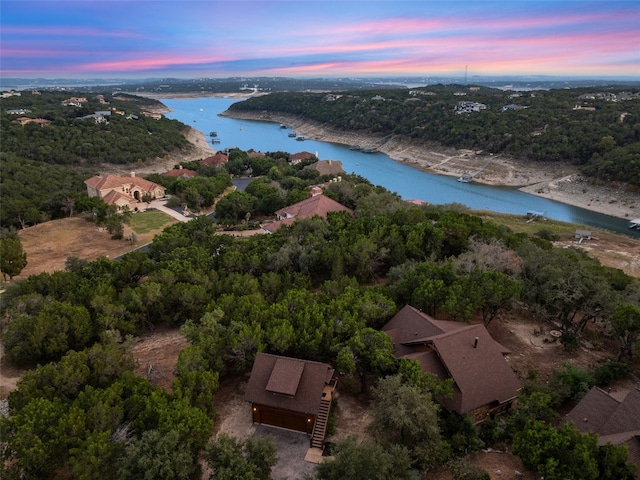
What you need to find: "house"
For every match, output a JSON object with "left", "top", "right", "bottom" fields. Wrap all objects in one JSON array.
[
  {"left": 289, "top": 151, "right": 317, "bottom": 166},
  {"left": 84, "top": 173, "right": 165, "bottom": 210},
  {"left": 262, "top": 190, "right": 352, "bottom": 233},
  {"left": 161, "top": 166, "right": 197, "bottom": 179},
  {"left": 565, "top": 387, "right": 640, "bottom": 471},
  {"left": 381, "top": 305, "right": 522, "bottom": 422},
  {"left": 200, "top": 153, "right": 228, "bottom": 167},
  {"left": 245, "top": 353, "right": 337, "bottom": 448},
  {"left": 455, "top": 102, "right": 487, "bottom": 114},
  {"left": 303, "top": 159, "right": 344, "bottom": 177}
]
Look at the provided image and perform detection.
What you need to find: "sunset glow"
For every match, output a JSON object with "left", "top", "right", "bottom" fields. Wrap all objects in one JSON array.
[{"left": 1, "top": 1, "right": 638, "bottom": 79}]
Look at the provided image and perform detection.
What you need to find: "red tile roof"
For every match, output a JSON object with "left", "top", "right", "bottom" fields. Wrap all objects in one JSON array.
[
  {"left": 162, "top": 168, "right": 197, "bottom": 178},
  {"left": 382, "top": 305, "right": 522, "bottom": 415},
  {"left": 84, "top": 174, "right": 161, "bottom": 193},
  {"left": 245, "top": 353, "right": 334, "bottom": 415}
]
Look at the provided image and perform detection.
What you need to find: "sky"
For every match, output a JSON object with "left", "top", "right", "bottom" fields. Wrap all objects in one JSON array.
[{"left": 1, "top": 0, "right": 639, "bottom": 79}]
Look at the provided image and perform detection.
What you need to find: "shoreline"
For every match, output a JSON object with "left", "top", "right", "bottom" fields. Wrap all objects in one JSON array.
[{"left": 218, "top": 109, "right": 638, "bottom": 222}]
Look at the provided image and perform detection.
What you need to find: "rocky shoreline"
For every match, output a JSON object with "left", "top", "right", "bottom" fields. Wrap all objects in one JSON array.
[{"left": 219, "top": 109, "right": 638, "bottom": 221}]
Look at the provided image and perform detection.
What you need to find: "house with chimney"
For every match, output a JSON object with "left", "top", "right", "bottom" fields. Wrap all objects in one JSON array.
[
  {"left": 245, "top": 353, "right": 337, "bottom": 449},
  {"left": 381, "top": 305, "right": 522, "bottom": 422},
  {"left": 84, "top": 173, "right": 165, "bottom": 210}
]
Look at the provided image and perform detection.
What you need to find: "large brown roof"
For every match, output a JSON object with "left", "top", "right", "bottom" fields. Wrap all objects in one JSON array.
[
  {"left": 566, "top": 387, "right": 640, "bottom": 437},
  {"left": 382, "top": 305, "right": 522, "bottom": 414},
  {"left": 275, "top": 194, "right": 352, "bottom": 221},
  {"left": 245, "top": 353, "right": 334, "bottom": 415}
]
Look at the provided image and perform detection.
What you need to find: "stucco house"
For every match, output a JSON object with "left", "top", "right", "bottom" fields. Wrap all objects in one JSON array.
[
  {"left": 381, "top": 305, "right": 522, "bottom": 422},
  {"left": 245, "top": 353, "right": 337, "bottom": 448},
  {"left": 84, "top": 173, "right": 165, "bottom": 210}
]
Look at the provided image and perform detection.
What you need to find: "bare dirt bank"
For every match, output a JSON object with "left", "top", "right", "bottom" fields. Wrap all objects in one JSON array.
[{"left": 221, "top": 109, "right": 639, "bottom": 221}]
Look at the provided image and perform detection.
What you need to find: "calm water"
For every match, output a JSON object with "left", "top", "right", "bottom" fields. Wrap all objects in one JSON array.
[{"left": 162, "top": 97, "right": 639, "bottom": 237}]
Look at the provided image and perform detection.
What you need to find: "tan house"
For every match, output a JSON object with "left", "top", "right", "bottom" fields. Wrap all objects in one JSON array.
[
  {"left": 84, "top": 173, "right": 165, "bottom": 210},
  {"left": 245, "top": 353, "right": 336, "bottom": 448},
  {"left": 381, "top": 305, "right": 522, "bottom": 422}
]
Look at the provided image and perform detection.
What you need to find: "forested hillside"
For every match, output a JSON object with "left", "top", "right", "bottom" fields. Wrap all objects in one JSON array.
[
  {"left": 0, "top": 91, "right": 190, "bottom": 229},
  {"left": 2, "top": 170, "right": 639, "bottom": 479},
  {"left": 229, "top": 85, "right": 640, "bottom": 186}
]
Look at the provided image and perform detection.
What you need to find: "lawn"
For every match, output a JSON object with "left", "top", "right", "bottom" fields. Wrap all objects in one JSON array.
[{"left": 129, "top": 210, "right": 176, "bottom": 234}]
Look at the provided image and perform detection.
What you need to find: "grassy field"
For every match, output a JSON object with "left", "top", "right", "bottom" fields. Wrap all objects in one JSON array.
[
  {"left": 477, "top": 211, "right": 586, "bottom": 239},
  {"left": 129, "top": 210, "right": 175, "bottom": 234}
]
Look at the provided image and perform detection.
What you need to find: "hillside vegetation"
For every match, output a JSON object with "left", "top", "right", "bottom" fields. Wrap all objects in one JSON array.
[
  {"left": 229, "top": 85, "right": 640, "bottom": 186},
  {"left": 0, "top": 91, "right": 190, "bottom": 229}
]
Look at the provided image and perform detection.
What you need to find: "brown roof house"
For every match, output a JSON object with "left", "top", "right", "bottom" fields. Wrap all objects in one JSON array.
[
  {"left": 200, "top": 152, "right": 228, "bottom": 167},
  {"left": 289, "top": 151, "right": 317, "bottom": 166},
  {"left": 381, "top": 305, "right": 522, "bottom": 422},
  {"left": 161, "top": 166, "right": 198, "bottom": 179},
  {"left": 245, "top": 353, "right": 337, "bottom": 448},
  {"left": 84, "top": 173, "right": 165, "bottom": 210},
  {"left": 261, "top": 188, "right": 352, "bottom": 233},
  {"left": 565, "top": 387, "right": 640, "bottom": 471}
]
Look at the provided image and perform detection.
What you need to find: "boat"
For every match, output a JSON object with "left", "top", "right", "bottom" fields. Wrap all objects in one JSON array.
[
  {"left": 279, "top": 124, "right": 288, "bottom": 129},
  {"left": 349, "top": 145, "right": 362, "bottom": 151},
  {"left": 629, "top": 218, "right": 640, "bottom": 230},
  {"left": 296, "top": 136, "right": 305, "bottom": 141},
  {"left": 457, "top": 174, "right": 472, "bottom": 183},
  {"left": 361, "top": 147, "right": 377, "bottom": 153},
  {"left": 209, "top": 131, "right": 217, "bottom": 137},
  {"left": 288, "top": 132, "right": 297, "bottom": 137},
  {"left": 212, "top": 139, "right": 221, "bottom": 144}
]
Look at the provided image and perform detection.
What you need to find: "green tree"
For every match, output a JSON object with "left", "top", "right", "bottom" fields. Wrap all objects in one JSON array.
[
  {"left": 117, "top": 429, "right": 200, "bottom": 480},
  {"left": 367, "top": 374, "right": 448, "bottom": 469},
  {"left": 314, "top": 436, "right": 413, "bottom": 480},
  {"left": 214, "top": 191, "right": 255, "bottom": 225},
  {"left": 513, "top": 421, "right": 599, "bottom": 480},
  {"left": 204, "top": 433, "right": 277, "bottom": 480},
  {"left": 611, "top": 303, "right": 640, "bottom": 361},
  {"left": 0, "top": 236, "right": 28, "bottom": 280}
]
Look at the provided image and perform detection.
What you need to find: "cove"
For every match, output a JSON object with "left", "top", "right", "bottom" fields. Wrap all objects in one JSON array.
[{"left": 161, "top": 97, "right": 639, "bottom": 238}]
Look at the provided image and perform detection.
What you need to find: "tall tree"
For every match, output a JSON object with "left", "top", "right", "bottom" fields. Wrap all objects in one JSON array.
[{"left": 0, "top": 235, "right": 27, "bottom": 281}]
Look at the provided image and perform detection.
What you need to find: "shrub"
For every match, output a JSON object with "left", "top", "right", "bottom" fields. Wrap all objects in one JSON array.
[{"left": 449, "top": 458, "right": 490, "bottom": 480}]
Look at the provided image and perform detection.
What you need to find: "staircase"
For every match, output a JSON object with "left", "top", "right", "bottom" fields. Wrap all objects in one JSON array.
[{"left": 310, "top": 398, "right": 331, "bottom": 449}]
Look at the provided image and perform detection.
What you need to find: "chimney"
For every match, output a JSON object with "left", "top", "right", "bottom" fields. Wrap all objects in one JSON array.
[
  {"left": 130, "top": 171, "right": 135, "bottom": 177},
  {"left": 474, "top": 337, "right": 479, "bottom": 348}
]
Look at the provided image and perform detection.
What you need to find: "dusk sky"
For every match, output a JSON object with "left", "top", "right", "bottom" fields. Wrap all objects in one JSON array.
[{"left": 1, "top": 0, "right": 639, "bottom": 79}]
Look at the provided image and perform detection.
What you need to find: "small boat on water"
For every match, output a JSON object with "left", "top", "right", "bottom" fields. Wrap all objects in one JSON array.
[
  {"left": 349, "top": 145, "right": 362, "bottom": 151},
  {"left": 288, "top": 132, "right": 297, "bottom": 137},
  {"left": 279, "top": 124, "right": 288, "bottom": 129},
  {"left": 458, "top": 174, "right": 472, "bottom": 183},
  {"left": 361, "top": 147, "right": 377, "bottom": 153},
  {"left": 209, "top": 131, "right": 217, "bottom": 137},
  {"left": 629, "top": 218, "right": 640, "bottom": 230},
  {"left": 296, "top": 136, "right": 305, "bottom": 141},
  {"left": 212, "top": 139, "right": 221, "bottom": 144}
]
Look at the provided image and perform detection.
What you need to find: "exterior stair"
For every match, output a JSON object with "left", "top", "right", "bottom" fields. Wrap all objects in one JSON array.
[{"left": 310, "top": 398, "right": 331, "bottom": 449}]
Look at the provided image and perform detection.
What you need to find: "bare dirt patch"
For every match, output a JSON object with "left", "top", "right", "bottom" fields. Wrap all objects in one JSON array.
[{"left": 130, "top": 327, "right": 189, "bottom": 393}]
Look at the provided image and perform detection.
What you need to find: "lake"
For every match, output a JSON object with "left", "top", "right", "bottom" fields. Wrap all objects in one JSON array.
[{"left": 161, "top": 96, "right": 639, "bottom": 237}]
